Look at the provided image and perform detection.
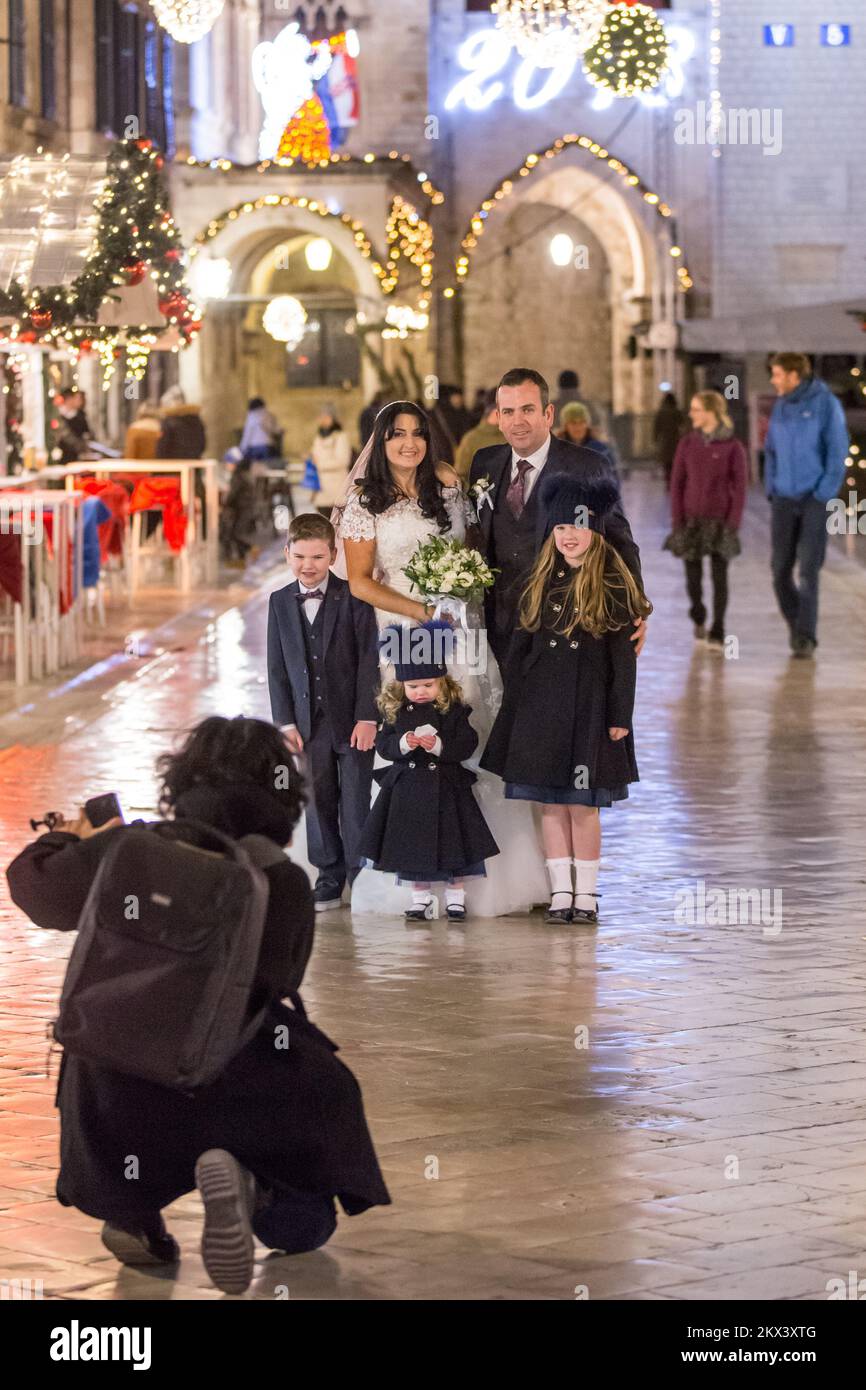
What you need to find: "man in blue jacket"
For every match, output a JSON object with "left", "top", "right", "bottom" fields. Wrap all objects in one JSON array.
[{"left": 766, "top": 353, "right": 849, "bottom": 657}]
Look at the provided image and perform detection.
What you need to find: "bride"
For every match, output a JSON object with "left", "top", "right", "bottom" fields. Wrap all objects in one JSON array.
[{"left": 333, "top": 400, "right": 548, "bottom": 918}]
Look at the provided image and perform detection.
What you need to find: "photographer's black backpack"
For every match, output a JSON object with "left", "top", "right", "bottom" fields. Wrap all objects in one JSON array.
[{"left": 54, "top": 820, "right": 287, "bottom": 1090}]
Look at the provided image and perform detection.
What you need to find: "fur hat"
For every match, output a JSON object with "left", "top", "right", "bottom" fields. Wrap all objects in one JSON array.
[
  {"left": 380, "top": 620, "right": 455, "bottom": 682},
  {"left": 538, "top": 468, "right": 621, "bottom": 538}
]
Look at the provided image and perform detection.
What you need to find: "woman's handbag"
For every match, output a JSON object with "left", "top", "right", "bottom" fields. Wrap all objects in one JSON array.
[{"left": 301, "top": 457, "right": 321, "bottom": 492}]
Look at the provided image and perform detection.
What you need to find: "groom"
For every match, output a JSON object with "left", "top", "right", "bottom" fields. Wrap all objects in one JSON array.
[{"left": 469, "top": 367, "right": 646, "bottom": 665}]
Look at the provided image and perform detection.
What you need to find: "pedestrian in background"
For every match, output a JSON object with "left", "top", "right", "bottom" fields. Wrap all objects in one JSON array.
[
  {"left": 310, "top": 405, "right": 352, "bottom": 516},
  {"left": 765, "top": 352, "right": 849, "bottom": 659},
  {"left": 240, "top": 396, "right": 280, "bottom": 462},
  {"left": 653, "top": 392, "right": 686, "bottom": 487},
  {"left": 156, "top": 386, "right": 206, "bottom": 459},
  {"left": 663, "top": 391, "right": 748, "bottom": 652},
  {"left": 124, "top": 401, "right": 162, "bottom": 461},
  {"left": 454, "top": 390, "right": 503, "bottom": 483},
  {"left": 557, "top": 402, "right": 621, "bottom": 482},
  {"left": 553, "top": 369, "right": 611, "bottom": 443}
]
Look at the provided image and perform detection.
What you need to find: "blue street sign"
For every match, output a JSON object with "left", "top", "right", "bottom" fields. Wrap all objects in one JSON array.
[
  {"left": 764, "top": 24, "right": 795, "bottom": 46},
  {"left": 821, "top": 24, "right": 851, "bottom": 47}
]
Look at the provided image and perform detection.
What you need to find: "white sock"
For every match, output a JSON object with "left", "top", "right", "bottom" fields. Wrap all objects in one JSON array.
[
  {"left": 573, "top": 859, "right": 599, "bottom": 912},
  {"left": 445, "top": 887, "right": 465, "bottom": 908},
  {"left": 546, "top": 857, "right": 573, "bottom": 911},
  {"left": 412, "top": 889, "right": 433, "bottom": 908}
]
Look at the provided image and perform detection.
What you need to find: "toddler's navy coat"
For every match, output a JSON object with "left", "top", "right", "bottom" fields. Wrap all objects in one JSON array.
[{"left": 360, "top": 701, "right": 499, "bottom": 878}]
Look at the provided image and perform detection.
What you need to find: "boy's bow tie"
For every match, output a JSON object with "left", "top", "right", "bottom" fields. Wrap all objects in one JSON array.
[{"left": 298, "top": 589, "right": 325, "bottom": 600}]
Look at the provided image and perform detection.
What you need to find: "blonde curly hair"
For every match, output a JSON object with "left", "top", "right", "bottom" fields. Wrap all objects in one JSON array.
[{"left": 377, "top": 674, "right": 464, "bottom": 725}]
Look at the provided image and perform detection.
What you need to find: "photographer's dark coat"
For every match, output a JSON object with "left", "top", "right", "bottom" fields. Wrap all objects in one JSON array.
[
  {"left": 360, "top": 702, "right": 499, "bottom": 878},
  {"left": 5, "top": 784, "right": 390, "bottom": 1224},
  {"left": 481, "top": 569, "right": 640, "bottom": 791}
]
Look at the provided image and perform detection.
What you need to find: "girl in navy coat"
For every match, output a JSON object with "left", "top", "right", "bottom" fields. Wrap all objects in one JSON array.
[
  {"left": 359, "top": 621, "right": 499, "bottom": 921},
  {"left": 482, "top": 471, "right": 652, "bottom": 925}
]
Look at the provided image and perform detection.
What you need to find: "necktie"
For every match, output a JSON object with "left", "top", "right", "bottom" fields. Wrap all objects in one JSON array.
[
  {"left": 298, "top": 589, "right": 324, "bottom": 601},
  {"left": 506, "top": 459, "right": 533, "bottom": 520}
]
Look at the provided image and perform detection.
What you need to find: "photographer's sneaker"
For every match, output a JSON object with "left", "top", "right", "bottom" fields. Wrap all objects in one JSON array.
[
  {"left": 195, "top": 1149, "right": 257, "bottom": 1295},
  {"left": 101, "top": 1218, "right": 180, "bottom": 1266}
]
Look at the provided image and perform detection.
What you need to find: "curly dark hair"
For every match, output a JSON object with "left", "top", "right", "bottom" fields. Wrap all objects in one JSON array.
[
  {"left": 355, "top": 400, "right": 451, "bottom": 533},
  {"left": 156, "top": 716, "right": 305, "bottom": 827}
]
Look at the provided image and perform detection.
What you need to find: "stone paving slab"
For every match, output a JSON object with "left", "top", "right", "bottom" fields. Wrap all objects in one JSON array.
[{"left": 0, "top": 476, "right": 865, "bottom": 1301}]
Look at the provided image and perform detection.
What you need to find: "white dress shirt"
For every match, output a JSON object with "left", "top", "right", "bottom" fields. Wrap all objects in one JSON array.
[
  {"left": 299, "top": 575, "right": 328, "bottom": 626},
  {"left": 510, "top": 434, "right": 552, "bottom": 504}
]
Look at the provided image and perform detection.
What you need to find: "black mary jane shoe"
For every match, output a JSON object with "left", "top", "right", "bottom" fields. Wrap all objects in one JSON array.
[
  {"left": 405, "top": 899, "right": 436, "bottom": 922},
  {"left": 571, "top": 896, "right": 600, "bottom": 926},
  {"left": 545, "top": 894, "right": 573, "bottom": 924},
  {"left": 445, "top": 904, "right": 467, "bottom": 922}
]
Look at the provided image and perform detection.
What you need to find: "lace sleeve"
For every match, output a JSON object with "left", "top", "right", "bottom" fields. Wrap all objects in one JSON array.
[
  {"left": 340, "top": 490, "right": 376, "bottom": 542},
  {"left": 441, "top": 482, "right": 474, "bottom": 530}
]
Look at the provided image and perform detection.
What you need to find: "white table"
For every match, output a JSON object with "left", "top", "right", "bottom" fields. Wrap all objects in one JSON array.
[{"left": 2, "top": 460, "right": 220, "bottom": 593}]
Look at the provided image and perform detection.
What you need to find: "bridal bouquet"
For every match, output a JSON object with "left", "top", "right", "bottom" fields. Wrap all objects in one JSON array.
[{"left": 403, "top": 536, "right": 497, "bottom": 604}]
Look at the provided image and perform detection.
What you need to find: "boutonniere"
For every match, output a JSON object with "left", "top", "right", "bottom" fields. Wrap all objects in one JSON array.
[{"left": 469, "top": 475, "right": 495, "bottom": 516}]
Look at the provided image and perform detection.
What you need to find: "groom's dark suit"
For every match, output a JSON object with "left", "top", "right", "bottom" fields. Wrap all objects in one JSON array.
[{"left": 469, "top": 433, "right": 642, "bottom": 665}]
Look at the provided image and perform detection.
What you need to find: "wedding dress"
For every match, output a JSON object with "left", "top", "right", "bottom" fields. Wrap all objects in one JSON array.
[{"left": 337, "top": 485, "right": 549, "bottom": 917}]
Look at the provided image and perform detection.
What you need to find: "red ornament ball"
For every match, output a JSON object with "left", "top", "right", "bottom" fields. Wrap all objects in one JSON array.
[
  {"left": 29, "top": 309, "right": 53, "bottom": 330},
  {"left": 136, "top": 139, "right": 153, "bottom": 151},
  {"left": 159, "top": 293, "right": 187, "bottom": 318},
  {"left": 163, "top": 249, "right": 181, "bottom": 262},
  {"left": 78, "top": 340, "right": 93, "bottom": 354},
  {"left": 17, "top": 330, "right": 37, "bottom": 343},
  {"left": 123, "top": 262, "right": 147, "bottom": 286},
  {"left": 155, "top": 156, "right": 165, "bottom": 170}
]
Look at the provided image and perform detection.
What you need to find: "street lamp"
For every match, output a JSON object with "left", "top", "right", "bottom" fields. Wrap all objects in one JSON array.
[
  {"left": 305, "top": 238, "right": 333, "bottom": 273},
  {"left": 550, "top": 233, "right": 574, "bottom": 267}
]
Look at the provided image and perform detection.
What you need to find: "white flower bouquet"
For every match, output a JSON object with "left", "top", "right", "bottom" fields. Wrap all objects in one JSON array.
[{"left": 403, "top": 535, "right": 497, "bottom": 604}]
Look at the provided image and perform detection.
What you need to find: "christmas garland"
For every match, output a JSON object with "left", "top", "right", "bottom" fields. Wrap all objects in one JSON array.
[{"left": 0, "top": 138, "right": 199, "bottom": 346}]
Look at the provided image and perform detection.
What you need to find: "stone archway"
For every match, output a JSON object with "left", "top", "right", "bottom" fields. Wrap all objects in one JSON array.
[
  {"left": 460, "top": 156, "right": 661, "bottom": 420},
  {"left": 179, "top": 204, "right": 388, "bottom": 455}
]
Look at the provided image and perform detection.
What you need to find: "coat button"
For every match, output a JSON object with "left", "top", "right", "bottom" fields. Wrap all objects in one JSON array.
[
  {"left": 409, "top": 760, "right": 416, "bottom": 768},
  {"left": 407, "top": 703, "right": 414, "bottom": 710},
  {"left": 556, "top": 570, "right": 565, "bottom": 578},
  {"left": 570, "top": 641, "right": 579, "bottom": 649},
  {"left": 549, "top": 639, "right": 557, "bottom": 647},
  {"left": 428, "top": 762, "right": 436, "bottom": 770},
  {"left": 552, "top": 603, "right": 562, "bottom": 612}
]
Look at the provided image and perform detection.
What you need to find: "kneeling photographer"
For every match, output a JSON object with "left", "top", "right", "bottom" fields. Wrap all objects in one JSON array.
[{"left": 6, "top": 715, "right": 390, "bottom": 1296}]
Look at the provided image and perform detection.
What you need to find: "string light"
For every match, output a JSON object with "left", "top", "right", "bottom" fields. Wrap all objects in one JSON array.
[
  {"left": 384, "top": 196, "right": 434, "bottom": 298},
  {"left": 151, "top": 0, "right": 224, "bottom": 44},
  {"left": 450, "top": 133, "right": 693, "bottom": 293},
  {"left": 709, "top": 0, "right": 723, "bottom": 157},
  {"left": 181, "top": 150, "right": 445, "bottom": 205},
  {"left": 583, "top": 4, "right": 671, "bottom": 99},
  {"left": 492, "top": 1, "right": 608, "bottom": 68}
]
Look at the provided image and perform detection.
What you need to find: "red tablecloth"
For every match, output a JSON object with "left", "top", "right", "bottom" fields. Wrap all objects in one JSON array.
[
  {"left": 76, "top": 479, "right": 129, "bottom": 561},
  {"left": 0, "top": 532, "right": 22, "bottom": 604},
  {"left": 129, "top": 476, "right": 187, "bottom": 552}
]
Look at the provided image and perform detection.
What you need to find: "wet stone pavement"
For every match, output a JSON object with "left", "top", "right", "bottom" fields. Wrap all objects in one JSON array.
[{"left": 0, "top": 473, "right": 865, "bottom": 1302}]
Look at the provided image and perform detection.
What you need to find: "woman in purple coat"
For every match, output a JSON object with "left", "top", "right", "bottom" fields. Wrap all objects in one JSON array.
[{"left": 664, "top": 391, "right": 748, "bottom": 651}]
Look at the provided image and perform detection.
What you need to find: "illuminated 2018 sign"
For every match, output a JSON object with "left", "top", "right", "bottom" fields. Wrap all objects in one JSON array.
[{"left": 444, "top": 25, "right": 697, "bottom": 115}]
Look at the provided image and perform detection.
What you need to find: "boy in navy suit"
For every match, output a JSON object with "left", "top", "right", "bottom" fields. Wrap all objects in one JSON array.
[{"left": 267, "top": 514, "right": 379, "bottom": 910}]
